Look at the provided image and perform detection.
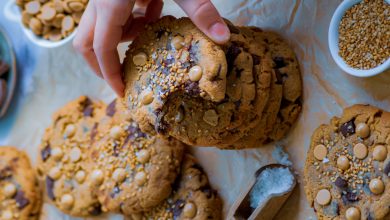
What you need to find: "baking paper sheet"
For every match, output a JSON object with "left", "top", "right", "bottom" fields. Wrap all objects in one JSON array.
[{"left": 1, "top": 0, "right": 390, "bottom": 219}]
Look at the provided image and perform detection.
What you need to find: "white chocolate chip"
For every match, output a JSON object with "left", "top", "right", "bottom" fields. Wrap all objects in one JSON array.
[
  {"left": 61, "top": 194, "right": 74, "bottom": 209},
  {"left": 75, "top": 170, "right": 86, "bottom": 183},
  {"left": 69, "top": 147, "right": 81, "bottom": 162},
  {"left": 25, "top": 1, "right": 41, "bottom": 15},
  {"left": 369, "top": 178, "right": 384, "bottom": 195},
  {"left": 110, "top": 126, "right": 123, "bottom": 140},
  {"left": 337, "top": 155, "right": 350, "bottom": 170},
  {"left": 49, "top": 167, "right": 62, "bottom": 180},
  {"left": 353, "top": 143, "right": 368, "bottom": 159},
  {"left": 3, "top": 183, "right": 16, "bottom": 198},
  {"left": 64, "top": 124, "right": 76, "bottom": 138},
  {"left": 373, "top": 145, "right": 387, "bottom": 161},
  {"left": 183, "top": 202, "right": 197, "bottom": 218},
  {"left": 203, "top": 109, "right": 219, "bottom": 127},
  {"left": 188, "top": 66, "right": 203, "bottom": 82},
  {"left": 172, "top": 35, "right": 184, "bottom": 50},
  {"left": 133, "top": 52, "right": 148, "bottom": 66},
  {"left": 316, "top": 189, "right": 331, "bottom": 205},
  {"left": 356, "top": 122, "right": 370, "bottom": 138},
  {"left": 140, "top": 89, "right": 154, "bottom": 105},
  {"left": 90, "top": 169, "right": 104, "bottom": 185},
  {"left": 1, "top": 210, "right": 13, "bottom": 220},
  {"left": 135, "top": 171, "right": 147, "bottom": 186},
  {"left": 137, "top": 149, "right": 150, "bottom": 164},
  {"left": 112, "top": 168, "right": 126, "bottom": 183},
  {"left": 313, "top": 144, "right": 327, "bottom": 161},
  {"left": 51, "top": 147, "right": 63, "bottom": 161},
  {"left": 346, "top": 207, "right": 361, "bottom": 220}
]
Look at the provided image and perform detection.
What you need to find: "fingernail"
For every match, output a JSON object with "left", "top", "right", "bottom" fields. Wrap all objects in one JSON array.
[{"left": 209, "top": 22, "right": 230, "bottom": 44}]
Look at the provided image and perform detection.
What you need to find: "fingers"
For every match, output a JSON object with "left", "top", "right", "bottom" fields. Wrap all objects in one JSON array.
[
  {"left": 174, "top": 0, "right": 230, "bottom": 44},
  {"left": 93, "top": 0, "right": 135, "bottom": 97},
  {"left": 122, "top": 0, "right": 163, "bottom": 42},
  {"left": 145, "top": 0, "right": 163, "bottom": 22},
  {"left": 73, "top": 1, "right": 102, "bottom": 78},
  {"left": 136, "top": 0, "right": 152, "bottom": 7}
]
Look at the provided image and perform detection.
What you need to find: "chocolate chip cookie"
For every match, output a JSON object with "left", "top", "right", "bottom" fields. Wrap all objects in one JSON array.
[
  {"left": 37, "top": 96, "right": 106, "bottom": 217},
  {"left": 255, "top": 29, "right": 302, "bottom": 142},
  {"left": 0, "top": 146, "right": 41, "bottom": 220},
  {"left": 221, "top": 27, "right": 302, "bottom": 149},
  {"left": 304, "top": 105, "right": 390, "bottom": 219},
  {"left": 123, "top": 16, "right": 273, "bottom": 147},
  {"left": 92, "top": 99, "right": 185, "bottom": 215},
  {"left": 126, "top": 154, "right": 222, "bottom": 220}
]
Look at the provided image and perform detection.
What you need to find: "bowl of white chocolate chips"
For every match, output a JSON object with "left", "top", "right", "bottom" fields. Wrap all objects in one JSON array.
[{"left": 4, "top": 0, "right": 88, "bottom": 48}]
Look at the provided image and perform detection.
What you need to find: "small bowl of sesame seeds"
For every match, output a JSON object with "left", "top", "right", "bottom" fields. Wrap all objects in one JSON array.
[{"left": 328, "top": 0, "right": 390, "bottom": 77}]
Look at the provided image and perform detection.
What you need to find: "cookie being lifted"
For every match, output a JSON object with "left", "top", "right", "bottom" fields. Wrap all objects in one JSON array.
[
  {"left": 304, "top": 105, "right": 390, "bottom": 219},
  {"left": 0, "top": 147, "right": 41, "bottom": 220},
  {"left": 123, "top": 16, "right": 273, "bottom": 146}
]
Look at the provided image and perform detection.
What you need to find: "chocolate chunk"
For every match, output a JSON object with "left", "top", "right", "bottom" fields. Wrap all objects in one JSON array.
[
  {"left": 342, "top": 191, "right": 359, "bottom": 204},
  {"left": 156, "top": 29, "right": 165, "bottom": 39},
  {"left": 274, "top": 69, "right": 288, "bottom": 84},
  {"left": 234, "top": 100, "right": 241, "bottom": 109},
  {"left": 171, "top": 199, "right": 185, "bottom": 218},
  {"left": 89, "top": 203, "right": 102, "bottom": 216},
  {"left": 226, "top": 44, "right": 242, "bottom": 73},
  {"left": 46, "top": 176, "right": 55, "bottom": 200},
  {"left": 91, "top": 123, "right": 98, "bottom": 141},
  {"left": 0, "top": 166, "right": 12, "bottom": 180},
  {"left": 184, "top": 81, "right": 201, "bottom": 96},
  {"left": 335, "top": 177, "right": 348, "bottom": 189},
  {"left": 340, "top": 120, "right": 356, "bottom": 137},
  {"left": 111, "top": 186, "right": 121, "bottom": 198},
  {"left": 252, "top": 55, "right": 261, "bottom": 65},
  {"left": 41, "top": 144, "right": 51, "bottom": 161},
  {"left": 155, "top": 120, "right": 169, "bottom": 135},
  {"left": 227, "top": 23, "right": 240, "bottom": 34},
  {"left": 124, "top": 125, "right": 147, "bottom": 144},
  {"left": 14, "top": 190, "right": 30, "bottom": 209},
  {"left": 384, "top": 162, "right": 390, "bottom": 176},
  {"left": 106, "top": 99, "right": 116, "bottom": 116},
  {"left": 273, "top": 57, "right": 287, "bottom": 68},
  {"left": 83, "top": 105, "right": 94, "bottom": 117}
]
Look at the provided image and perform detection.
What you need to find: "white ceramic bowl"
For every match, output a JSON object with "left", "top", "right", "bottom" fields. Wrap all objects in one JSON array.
[
  {"left": 3, "top": 0, "right": 76, "bottom": 48},
  {"left": 328, "top": 0, "right": 390, "bottom": 77}
]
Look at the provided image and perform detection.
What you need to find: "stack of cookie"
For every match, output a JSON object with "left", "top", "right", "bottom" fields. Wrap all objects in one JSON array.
[
  {"left": 122, "top": 16, "right": 302, "bottom": 149},
  {"left": 304, "top": 105, "right": 390, "bottom": 219},
  {"left": 37, "top": 96, "right": 222, "bottom": 218}
]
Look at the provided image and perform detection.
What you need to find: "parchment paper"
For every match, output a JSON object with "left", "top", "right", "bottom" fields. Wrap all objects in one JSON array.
[{"left": 1, "top": 0, "right": 390, "bottom": 219}]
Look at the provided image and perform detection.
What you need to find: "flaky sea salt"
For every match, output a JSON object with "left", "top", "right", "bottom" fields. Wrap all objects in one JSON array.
[{"left": 249, "top": 167, "right": 294, "bottom": 209}]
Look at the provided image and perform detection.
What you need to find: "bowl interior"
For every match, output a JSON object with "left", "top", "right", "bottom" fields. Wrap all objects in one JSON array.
[{"left": 328, "top": 0, "right": 390, "bottom": 77}]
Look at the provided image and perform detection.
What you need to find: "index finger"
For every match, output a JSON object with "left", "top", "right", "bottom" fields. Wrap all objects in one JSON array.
[
  {"left": 174, "top": 0, "right": 230, "bottom": 44},
  {"left": 93, "top": 0, "right": 135, "bottom": 97}
]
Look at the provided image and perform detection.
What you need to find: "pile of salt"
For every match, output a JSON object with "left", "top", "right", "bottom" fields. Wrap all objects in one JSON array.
[{"left": 249, "top": 167, "right": 294, "bottom": 209}]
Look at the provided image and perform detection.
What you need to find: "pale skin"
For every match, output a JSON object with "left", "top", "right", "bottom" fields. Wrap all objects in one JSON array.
[{"left": 73, "top": 0, "right": 231, "bottom": 97}]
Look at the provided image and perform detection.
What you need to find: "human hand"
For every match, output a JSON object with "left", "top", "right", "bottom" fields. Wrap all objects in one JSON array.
[{"left": 74, "top": 0, "right": 230, "bottom": 97}]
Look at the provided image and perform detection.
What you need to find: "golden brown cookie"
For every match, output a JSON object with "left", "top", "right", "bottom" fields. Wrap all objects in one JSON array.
[
  {"left": 304, "top": 105, "right": 390, "bottom": 219},
  {"left": 0, "top": 147, "right": 41, "bottom": 220},
  {"left": 37, "top": 96, "right": 106, "bottom": 217},
  {"left": 92, "top": 99, "right": 185, "bottom": 215},
  {"left": 123, "top": 16, "right": 273, "bottom": 147},
  {"left": 126, "top": 154, "right": 222, "bottom": 220}
]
